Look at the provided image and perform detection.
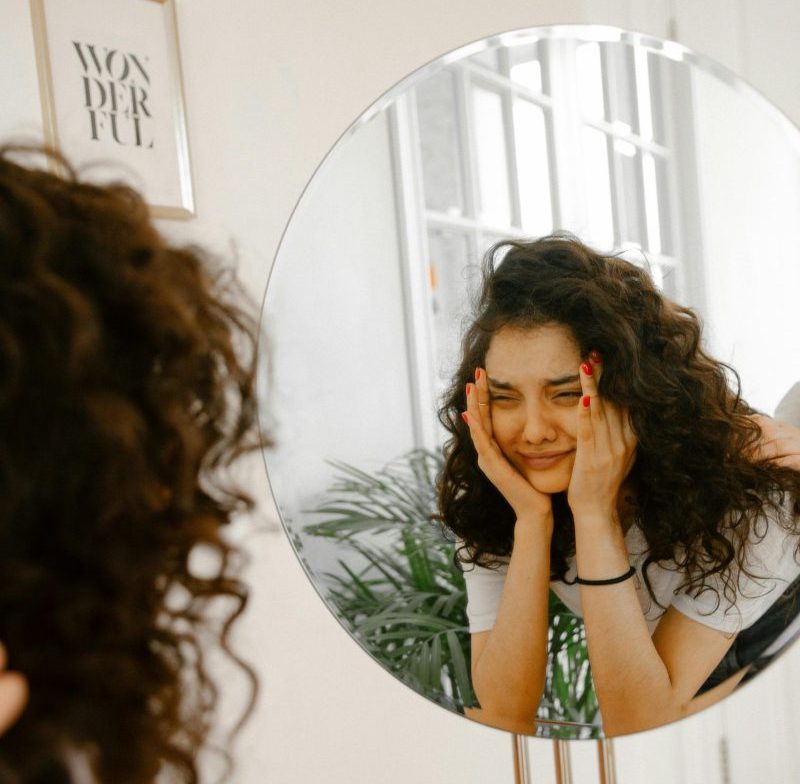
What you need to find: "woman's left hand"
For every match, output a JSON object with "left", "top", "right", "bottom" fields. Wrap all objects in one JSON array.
[{"left": 567, "top": 355, "right": 637, "bottom": 523}]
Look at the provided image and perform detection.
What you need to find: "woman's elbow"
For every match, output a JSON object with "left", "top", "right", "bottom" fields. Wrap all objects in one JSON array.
[
  {"left": 600, "top": 700, "right": 685, "bottom": 737},
  {"left": 472, "top": 670, "right": 544, "bottom": 726}
]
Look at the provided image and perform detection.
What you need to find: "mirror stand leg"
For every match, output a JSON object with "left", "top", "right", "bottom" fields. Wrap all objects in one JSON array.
[
  {"left": 511, "top": 733, "right": 531, "bottom": 784},
  {"left": 553, "top": 739, "right": 572, "bottom": 784},
  {"left": 597, "top": 738, "right": 617, "bottom": 784}
]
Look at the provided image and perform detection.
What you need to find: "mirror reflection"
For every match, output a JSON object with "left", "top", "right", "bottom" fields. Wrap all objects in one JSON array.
[{"left": 262, "top": 26, "right": 800, "bottom": 738}]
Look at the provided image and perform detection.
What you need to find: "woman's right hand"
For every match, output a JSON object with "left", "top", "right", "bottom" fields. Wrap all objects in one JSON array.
[{"left": 463, "top": 368, "right": 553, "bottom": 527}]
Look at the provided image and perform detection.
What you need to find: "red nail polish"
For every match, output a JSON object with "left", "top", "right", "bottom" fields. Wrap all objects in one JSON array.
[
  {"left": 475, "top": 368, "right": 482, "bottom": 381},
  {"left": 461, "top": 411, "right": 469, "bottom": 425},
  {"left": 581, "top": 361, "right": 593, "bottom": 376},
  {"left": 589, "top": 350, "right": 602, "bottom": 363},
  {"left": 582, "top": 396, "right": 591, "bottom": 408}
]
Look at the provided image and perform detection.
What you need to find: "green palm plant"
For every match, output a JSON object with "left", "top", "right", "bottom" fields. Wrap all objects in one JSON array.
[
  {"left": 545, "top": 591, "right": 599, "bottom": 727},
  {"left": 303, "top": 448, "right": 599, "bottom": 726}
]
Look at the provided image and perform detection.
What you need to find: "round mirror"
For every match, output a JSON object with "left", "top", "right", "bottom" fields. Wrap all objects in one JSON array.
[{"left": 260, "top": 25, "right": 800, "bottom": 739}]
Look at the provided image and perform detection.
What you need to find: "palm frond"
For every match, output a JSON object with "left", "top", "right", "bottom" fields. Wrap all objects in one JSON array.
[{"left": 304, "top": 449, "right": 598, "bottom": 723}]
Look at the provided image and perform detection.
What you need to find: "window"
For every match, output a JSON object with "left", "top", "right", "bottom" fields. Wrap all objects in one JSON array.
[{"left": 392, "top": 35, "right": 687, "bottom": 448}]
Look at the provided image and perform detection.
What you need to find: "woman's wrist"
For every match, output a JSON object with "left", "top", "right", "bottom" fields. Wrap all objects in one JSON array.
[
  {"left": 572, "top": 506, "right": 630, "bottom": 581},
  {"left": 514, "top": 510, "right": 554, "bottom": 539},
  {"left": 571, "top": 505, "right": 620, "bottom": 531}
]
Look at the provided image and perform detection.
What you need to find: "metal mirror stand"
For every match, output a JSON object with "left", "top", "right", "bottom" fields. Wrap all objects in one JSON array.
[{"left": 511, "top": 736, "right": 617, "bottom": 783}]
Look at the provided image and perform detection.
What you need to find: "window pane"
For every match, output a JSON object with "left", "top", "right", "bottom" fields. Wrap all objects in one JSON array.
[
  {"left": 580, "top": 126, "right": 614, "bottom": 249},
  {"left": 514, "top": 99, "right": 553, "bottom": 235},
  {"left": 416, "top": 70, "right": 465, "bottom": 215},
  {"left": 647, "top": 52, "right": 668, "bottom": 146},
  {"left": 472, "top": 86, "right": 512, "bottom": 226},
  {"left": 427, "top": 227, "right": 475, "bottom": 383},
  {"left": 642, "top": 152, "right": 662, "bottom": 254},
  {"left": 576, "top": 43, "right": 605, "bottom": 122},
  {"left": 509, "top": 42, "right": 543, "bottom": 93},
  {"left": 634, "top": 45, "right": 653, "bottom": 141},
  {"left": 606, "top": 43, "right": 638, "bottom": 135},
  {"left": 644, "top": 151, "right": 676, "bottom": 256},
  {"left": 614, "top": 139, "right": 644, "bottom": 246}
]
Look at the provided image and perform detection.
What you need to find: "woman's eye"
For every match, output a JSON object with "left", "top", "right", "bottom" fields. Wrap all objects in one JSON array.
[
  {"left": 555, "top": 391, "right": 582, "bottom": 400},
  {"left": 490, "top": 394, "right": 515, "bottom": 402}
]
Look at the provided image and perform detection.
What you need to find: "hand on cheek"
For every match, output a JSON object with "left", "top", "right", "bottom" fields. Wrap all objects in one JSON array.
[
  {"left": 566, "top": 353, "right": 637, "bottom": 522},
  {"left": 463, "top": 368, "right": 553, "bottom": 524}
]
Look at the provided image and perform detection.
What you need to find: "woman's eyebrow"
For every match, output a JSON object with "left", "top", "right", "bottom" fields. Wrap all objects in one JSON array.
[
  {"left": 487, "top": 377, "right": 515, "bottom": 390},
  {"left": 547, "top": 373, "right": 581, "bottom": 386},
  {"left": 488, "top": 374, "right": 580, "bottom": 389}
]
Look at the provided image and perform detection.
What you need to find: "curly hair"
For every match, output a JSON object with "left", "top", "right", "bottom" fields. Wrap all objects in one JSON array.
[
  {"left": 0, "top": 147, "right": 264, "bottom": 782},
  {"left": 439, "top": 234, "right": 800, "bottom": 612}
]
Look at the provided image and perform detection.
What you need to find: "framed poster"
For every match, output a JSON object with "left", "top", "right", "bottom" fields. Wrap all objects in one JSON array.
[{"left": 30, "top": 0, "right": 194, "bottom": 219}]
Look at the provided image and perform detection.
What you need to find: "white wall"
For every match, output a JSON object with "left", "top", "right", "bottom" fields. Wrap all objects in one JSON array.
[
  {"left": 691, "top": 67, "right": 800, "bottom": 414},
  {"left": 4, "top": 1, "right": 800, "bottom": 782},
  {"left": 263, "top": 108, "right": 417, "bottom": 574}
]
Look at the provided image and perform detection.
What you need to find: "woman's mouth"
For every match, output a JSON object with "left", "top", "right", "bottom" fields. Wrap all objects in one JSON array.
[{"left": 519, "top": 449, "right": 574, "bottom": 470}]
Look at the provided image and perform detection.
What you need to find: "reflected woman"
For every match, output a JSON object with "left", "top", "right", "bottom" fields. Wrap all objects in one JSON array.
[{"left": 438, "top": 235, "right": 800, "bottom": 736}]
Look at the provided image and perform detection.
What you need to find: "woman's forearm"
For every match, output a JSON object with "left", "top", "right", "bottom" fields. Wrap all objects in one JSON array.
[
  {"left": 471, "top": 514, "right": 553, "bottom": 722},
  {"left": 573, "top": 514, "right": 679, "bottom": 735}
]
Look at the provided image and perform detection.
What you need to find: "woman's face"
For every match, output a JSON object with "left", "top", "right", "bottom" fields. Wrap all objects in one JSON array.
[{"left": 484, "top": 323, "right": 584, "bottom": 495}]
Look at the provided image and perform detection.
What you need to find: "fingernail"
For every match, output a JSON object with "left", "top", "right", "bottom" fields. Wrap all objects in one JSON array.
[
  {"left": 461, "top": 411, "right": 469, "bottom": 425},
  {"left": 466, "top": 384, "right": 471, "bottom": 396},
  {"left": 582, "top": 396, "right": 591, "bottom": 408},
  {"left": 581, "top": 362, "right": 593, "bottom": 376},
  {"left": 589, "top": 350, "right": 602, "bottom": 363},
  {"left": 475, "top": 368, "right": 482, "bottom": 381}
]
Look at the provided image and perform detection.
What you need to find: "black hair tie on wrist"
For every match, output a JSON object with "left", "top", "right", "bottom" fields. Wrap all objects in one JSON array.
[{"left": 575, "top": 565, "right": 636, "bottom": 585}]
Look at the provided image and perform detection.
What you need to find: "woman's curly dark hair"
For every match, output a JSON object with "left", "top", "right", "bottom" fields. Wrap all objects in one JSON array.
[
  {"left": 439, "top": 234, "right": 800, "bottom": 612},
  {"left": 0, "top": 147, "right": 264, "bottom": 782}
]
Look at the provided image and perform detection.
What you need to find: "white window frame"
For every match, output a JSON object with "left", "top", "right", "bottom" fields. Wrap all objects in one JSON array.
[{"left": 392, "top": 37, "right": 702, "bottom": 450}]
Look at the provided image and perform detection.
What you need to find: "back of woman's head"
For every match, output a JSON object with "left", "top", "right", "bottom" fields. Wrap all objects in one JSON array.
[
  {"left": 0, "top": 147, "right": 261, "bottom": 782},
  {"left": 440, "top": 234, "right": 799, "bottom": 604}
]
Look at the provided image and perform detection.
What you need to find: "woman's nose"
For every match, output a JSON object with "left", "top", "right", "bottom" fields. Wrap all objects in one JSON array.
[{"left": 521, "top": 403, "right": 558, "bottom": 444}]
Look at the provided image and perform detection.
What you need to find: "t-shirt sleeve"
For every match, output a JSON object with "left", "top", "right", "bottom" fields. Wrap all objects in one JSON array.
[
  {"left": 458, "top": 545, "right": 509, "bottom": 633},
  {"left": 670, "top": 498, "right": 800, "bottom": 634}
]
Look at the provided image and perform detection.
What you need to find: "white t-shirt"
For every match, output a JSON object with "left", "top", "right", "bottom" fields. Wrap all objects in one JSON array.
[{"left": 461, "top": 496, "right": 800, "bottom": 638}]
